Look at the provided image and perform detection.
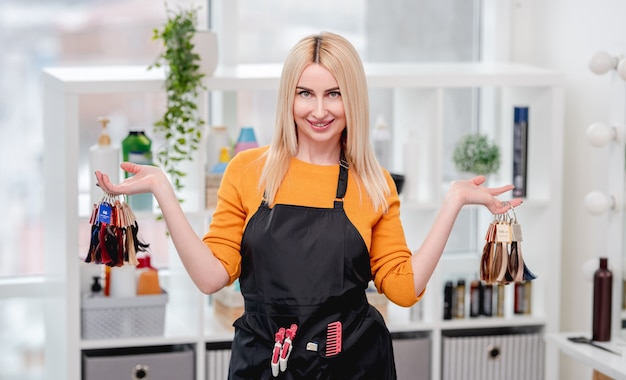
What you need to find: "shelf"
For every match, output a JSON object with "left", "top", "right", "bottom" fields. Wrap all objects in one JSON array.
[
  {"left": 437, "top": 315, "right": 546, "bottom": 330},
  {"left": 80, "top": 332, "right": 199, "bottom": 350},
  {"left": 546, "top": 332, "right": 626, "bottom": 379},
  {"left": 43, "top": 62, "right": 563, "bottom": 96}
]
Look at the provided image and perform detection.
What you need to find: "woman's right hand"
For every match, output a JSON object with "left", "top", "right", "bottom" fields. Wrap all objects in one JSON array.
[{"left": 95, "top": 162, "right": 169, "bottom": 197}]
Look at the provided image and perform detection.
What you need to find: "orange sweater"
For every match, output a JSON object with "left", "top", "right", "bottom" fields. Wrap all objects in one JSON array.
[{"left": 202, "top": 147, "right": 421, "bottom": 307}]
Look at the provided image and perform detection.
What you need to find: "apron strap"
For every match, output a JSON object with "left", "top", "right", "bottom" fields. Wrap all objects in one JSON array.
[{"left": 335, "top": 151, "right": 349, "bottom": 201}]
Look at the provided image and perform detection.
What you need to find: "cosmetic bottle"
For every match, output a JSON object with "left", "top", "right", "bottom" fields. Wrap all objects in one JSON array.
[
  {"left": 482, "top": 282, "right": 493, "bottom": 317},
  {"left": 109, "top": 266, "right": 137, "bottom": 297},
  {"left": 455, "top": 279, "right": 465, "bottom": 318},
  {"left": 89, "top": 117, "right": 120, "bottom": 205},
  {"left": 234, "top": 126, "right": 259, "bottom": 155},
  {"left": 470, "top": 278, "right": 481, "bottom": 317},
  {"left": 371, "top": 114, "right": 392, "bottom": 169},
  {"left": 592, "top": 257, "right": 612, "bottom": 342},
  {"left": 496, "top": 284, "right": 505, "bottom": 317},
  {"left": 443, "top": 281, "right": 453, "bottom": 320},
  {"left": 122, "top": 130, "right": 153, "bottom": 211},
  {"left": 137, "top": 255, "right": 161, "bottom": 295},
  {"left": 206, "top": 125, "right": 231, "bottom": 173},
  {"left": 206, "top": 146, "right": 231, "bottom": 209},
  {"left": 90, "top": 276, "right": 103, "bottom": 297},
  {"left": 210, "top": 146, "right": 231, "bottom": 174},
  {"left": 514, "top": 281, "right": 525, "bottom": 314},
  {"left": 523, "top": 281, "right": 532, "bottom": 315}
]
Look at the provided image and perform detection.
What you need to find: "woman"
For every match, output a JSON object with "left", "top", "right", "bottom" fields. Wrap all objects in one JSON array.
[{"left": 96, "top": 32, "right": 521, "bottom": 379}]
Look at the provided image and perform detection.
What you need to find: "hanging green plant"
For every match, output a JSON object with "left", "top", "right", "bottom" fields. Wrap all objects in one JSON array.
[
  {"left": 452, "top": 133, "right": 501, "bottom": 176},
  {"left": 148, "top": 4, "right": 206, "bottom": 194}
]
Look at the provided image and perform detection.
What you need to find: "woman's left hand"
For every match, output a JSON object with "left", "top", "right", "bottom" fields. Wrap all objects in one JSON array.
[{"left": 447, "top": 175, "right": 523, "bottom": 214}]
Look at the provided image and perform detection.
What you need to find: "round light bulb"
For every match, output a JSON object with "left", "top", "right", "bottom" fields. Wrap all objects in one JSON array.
[
  {"left": 618, "top": 58, "right": 626, "bottom": 81},
  {"left": 582, "top": 258, "right": 599, "bottom": 282},
  {"left": 589, "top": 51, "right": 618, "bottom": 75},
  {"left": 584, "top": 191, "right": 614, "bottom": 215},
  {"left": 586, "top": 122, "right": 615, "bottom": 147}
]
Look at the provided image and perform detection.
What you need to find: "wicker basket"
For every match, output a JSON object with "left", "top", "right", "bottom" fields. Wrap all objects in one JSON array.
[{"left": 81, "top": 291, "right": 168, "bottom": 340}]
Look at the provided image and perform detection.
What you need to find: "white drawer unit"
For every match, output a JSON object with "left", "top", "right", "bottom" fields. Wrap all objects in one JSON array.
[{"left": 442, "top": 329, "right": 544, "bottom": 380}]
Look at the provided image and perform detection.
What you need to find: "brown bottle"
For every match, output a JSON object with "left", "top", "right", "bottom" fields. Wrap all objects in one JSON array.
[
  {"left": 470, "top": 279, "right": 481, "bottom": 317},
  {"left": 592, "top": 257, "right": 612, "bottom": 342},
  {"left": 443, "top": 281, "right": 454, "bottom": 320}
]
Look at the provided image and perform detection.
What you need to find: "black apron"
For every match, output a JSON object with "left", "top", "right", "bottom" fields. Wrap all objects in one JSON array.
[{"left": 228, "top": 158, "right": 397, "bottom": 379}]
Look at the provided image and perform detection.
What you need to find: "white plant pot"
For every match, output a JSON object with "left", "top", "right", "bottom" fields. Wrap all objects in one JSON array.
[{"left": 192, "top": 30, "right": 218, "bottom": 76}]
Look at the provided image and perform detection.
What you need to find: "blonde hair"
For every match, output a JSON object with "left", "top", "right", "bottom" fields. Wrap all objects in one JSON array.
[{"left": 259, "top": 31, "right": 390, "bottom": 211}]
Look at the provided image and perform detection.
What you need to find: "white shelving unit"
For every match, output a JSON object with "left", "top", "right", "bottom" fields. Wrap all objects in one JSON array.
[{"left": 42, "top": 62, "right": 563, "bottom": 380}]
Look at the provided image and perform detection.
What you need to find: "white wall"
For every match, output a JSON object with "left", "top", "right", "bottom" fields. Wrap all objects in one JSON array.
[{"left": 510, "top": 1, "right": 626, "bottom": 379}]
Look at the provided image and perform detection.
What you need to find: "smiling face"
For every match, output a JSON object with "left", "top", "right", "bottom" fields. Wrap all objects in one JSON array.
[{"left": 293, "top": 63, "right": 346, "bottom": 163}]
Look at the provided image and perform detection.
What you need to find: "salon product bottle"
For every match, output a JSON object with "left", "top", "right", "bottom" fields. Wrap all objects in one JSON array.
[
  {"left": 206, "top": 146, "right": 231, "bottom": 209},
  {"left": 470, "top": 278, "right": 481, "bottom": 317},
  {"left": 137, "top": 254, "right": 156, "bottom": 271},
  {"left": 206, "top": 125, "right": 231, "bottom": 173},
  {"left": 104, "top": 266, "right": 111, "bottom": 297},
  {"left": 136, "top": 254, "right": 161, "bottom": 295},
  {"left": 372, "top": 114, "right": 392, "bottom": 169},
  {"left": 234, "top": 126, "right": 259, "bottom": 155},
  {"left": 89, "top": 117, "right": 120, "bottom": 205},
  {"left": 592, "top": 257, "right": 612, "bottom": 342},
  {"left": 514, "top": 282, "right": 523, "bottom": 314},
  {"left": 523, "top": 280, "right": 532, "bottom": 314},
  {"left": 455, "top": 279, "right": 466, "bottom": 318},
  {"left": 122, "top": 130, "right": 153, "bottom": 211},
  {"left": 512, "top": 106, "right": 529, "bottom": 198},
  {"left": 109, "top": 266, "right": 137, "bottom": 297},
  {"left": 443, "top": 281, "right": 453, "bottom": 320},
  {"left": 210, "top": 146, "right": 231, "bottom": 174},
  {"left": 496, "top": 284, "right": 505, "bottom": 317},
  {"left": 482, "top": 282, "right": 493, "bottom": 317},
  {"left": 90, "top": 276, "right": 103, "bottom": 297}
]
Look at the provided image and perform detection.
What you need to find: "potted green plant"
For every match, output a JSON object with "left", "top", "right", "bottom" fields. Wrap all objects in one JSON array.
[
  {"left": 452, "top": 133, "right": 501, "bottom": 176},
  {"left": 149, "top": 5, "right": 206, "bottom": 194}
]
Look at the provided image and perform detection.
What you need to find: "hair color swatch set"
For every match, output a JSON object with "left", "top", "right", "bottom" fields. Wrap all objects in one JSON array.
[
  {"left": 480, "top": 207, "right": 536, "bottom": 285},
  {"left": 85, "top": 192, "right": 149, "bottom": 267}
]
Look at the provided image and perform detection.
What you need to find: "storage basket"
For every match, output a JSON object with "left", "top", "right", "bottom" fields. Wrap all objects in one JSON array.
[
  {"left": 212, "top": 286, "right": 244, "bottom": 330},
  {"left": 366, "top": 291, "right": 389, "bottom": 321},
  {"left": 81, "top": 291, "right": 168, "bottom": 340}
]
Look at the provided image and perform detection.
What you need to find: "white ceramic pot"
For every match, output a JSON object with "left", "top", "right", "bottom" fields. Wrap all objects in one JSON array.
[{"left": 192, "top": 30, "right": 218, "bottom": 76}]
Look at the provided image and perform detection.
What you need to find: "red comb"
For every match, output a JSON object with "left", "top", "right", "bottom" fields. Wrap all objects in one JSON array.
[{"left": 325, "top": 321, "right": 342, "bottom": 357}]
